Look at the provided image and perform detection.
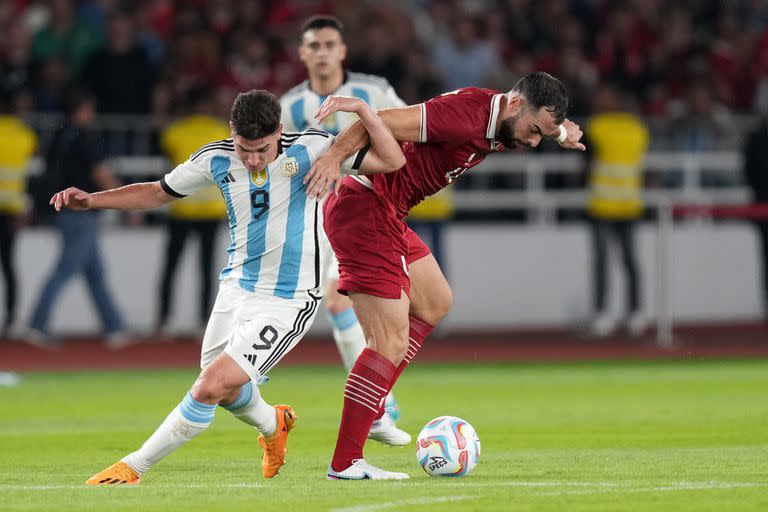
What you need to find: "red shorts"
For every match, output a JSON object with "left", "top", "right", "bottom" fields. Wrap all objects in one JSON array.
[{"left": 323, "top": 177, "right": 431, "bottom": 299}]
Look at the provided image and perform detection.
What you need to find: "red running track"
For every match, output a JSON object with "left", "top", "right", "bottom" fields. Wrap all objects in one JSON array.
[{"left": 1, "top": 323, "right": 767, "bottom": 372}]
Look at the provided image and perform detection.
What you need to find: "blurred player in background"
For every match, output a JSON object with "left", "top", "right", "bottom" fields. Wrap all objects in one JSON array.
[
  {"left": 743, "top": 115, "right": 768, "bottom": 322},
  {"left": 27, "top": 91, "right": 127, "bottom": 346},
  {"left": 280, "top": 15, "right": 407, "bottom": 438},
  {"left": 585, "top": 83, "right": 649, "bottom": 337},
  {"left": 308, "top": 72, "right": 584, "bottom": 479},
  {"left": 47, "top": 90, "right": 405, "bottom": 485},
  {"left": 156, "top": 88, "right": 229, "bottom": 337},
  {"left": 0, "top": 95, "right": 37, "bottom": 337}
]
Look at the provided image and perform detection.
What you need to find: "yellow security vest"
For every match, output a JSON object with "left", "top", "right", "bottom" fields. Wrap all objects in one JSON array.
[
  {"left": 0, "top": 116, "right": 37, "bottom": 214},
  {"left": 586, "top": 112, "right": 649, "bottom": 220},
  {"left": 161, "top": 115, "right": 231, "bottom": 220},
  {"left": 408, "top": 187, "right": 455, "bottom": 221}
]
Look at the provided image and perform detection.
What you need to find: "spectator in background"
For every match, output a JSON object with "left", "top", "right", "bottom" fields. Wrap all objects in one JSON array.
[
  {"left": 31, "top": 0, "right": 102, "bottom": 76},
  {"left": 586, "top": 83, "right": 649, "bottom": 337},
  {"left": 156, "top": 88, "right": 229, "bottom": 337},
  {"left": 33, "top": 57, "right": 70, "bottom": 113},
  {"left": 0, "top": 23, "right": 34, "bottom": 106},
  {"left": 27, "top": 91, "right": 127, "bottom": 346},
  {"left": 82, "top": 9, "right": 155, "bottom": 114},
  {"left": 0, "top": 96, "right": 37, "bottom": 337},
  {"left": 347, "top": 18, "right": 407, "bottom": 91},
  {"left": 432, "top": 15, "right": 498, "bottom": 91},
  {"left": 743, "top": 117, "right": 768, "bottom": 322},
  {"left": 668, "top": 81, "right": 734, "bottom": 151}
]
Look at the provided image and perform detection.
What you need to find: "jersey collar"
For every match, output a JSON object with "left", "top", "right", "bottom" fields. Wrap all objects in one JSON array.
[
  {"left": 486, "top": 94, "right": 504, "bottom": 150},
  {"left": 308, "top": 71, "right": 349, "bottom": 97}
]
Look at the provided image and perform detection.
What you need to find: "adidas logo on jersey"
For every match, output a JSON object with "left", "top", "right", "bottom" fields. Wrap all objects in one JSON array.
[
  {"left": 244, "top": 353, "right": 257, "bottom": 366},
  {"left": 222, "top": 172, "right": 236, "bottom": 184}
]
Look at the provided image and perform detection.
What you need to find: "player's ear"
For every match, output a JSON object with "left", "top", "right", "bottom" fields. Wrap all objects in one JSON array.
[
  {"left": 229, "top": 122, "right": 236, "bottom": 139},
  {"left": 298, "top": 42, "right": 307, "bottom": 62},
  {"left": 339, "top": 42, "right": 347, "bottom": 61},
  {"left": 507, "top": 94, "right": 524, "bottom": 116}
]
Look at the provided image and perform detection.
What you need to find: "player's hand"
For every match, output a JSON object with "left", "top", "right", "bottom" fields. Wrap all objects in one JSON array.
[
  {"left": 315, "top": 95, "right": 368, "bottom": 124},
  {"left": 50, "top": 187, "right": 94, "bottom": 212},
  {"left": 304, "top": 152, "right": 343, "bottom": 199},
  {"left": 558, "top": 119, "right": 586, "bottom": 151}
]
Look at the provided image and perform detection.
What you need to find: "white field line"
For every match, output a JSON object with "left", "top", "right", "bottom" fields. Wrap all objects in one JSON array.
[
  {"left": 332, "top": 495, "right": 476, "bottom": 512},
  {"left": 529, "top": 481, "right": 768, "bottom": 497},
  {"left": 0, "top": 483, "right": 264, "bottom": 490},
  {"left": 1, "top": 480, "right": 766, "bottom": 495}
]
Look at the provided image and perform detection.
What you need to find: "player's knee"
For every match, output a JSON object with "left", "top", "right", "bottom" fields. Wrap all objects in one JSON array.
[
  {"left": 191, "top": 372, "right": 232, "bottom": 405},
  {"left": 435, "top": 287, "right": 453, "bottom": 320},
  {"left": 325, "top": 292, "right": 353, "bottom": 316},
  {"left": 419, "top": 287, "right": 453, "bottom": 326}
]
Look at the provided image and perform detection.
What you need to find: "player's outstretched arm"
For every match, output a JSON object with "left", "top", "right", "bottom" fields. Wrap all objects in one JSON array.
[
  {"left": 323, "top": 96, "right": 406, "bottom": 171},
  {"left": 304, "top": 96, "right": 412, "bottom": 198},
  {"left": 50, "top": 181, "right": 176, "bottom": 212}
]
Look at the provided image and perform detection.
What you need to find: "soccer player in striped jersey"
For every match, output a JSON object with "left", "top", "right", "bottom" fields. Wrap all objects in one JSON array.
[
  {"left": 281, "top": 15, "right": 408, "bottom": 443},
  {"left": 48, "top": 89, "right": 405, "bottom": 485}
]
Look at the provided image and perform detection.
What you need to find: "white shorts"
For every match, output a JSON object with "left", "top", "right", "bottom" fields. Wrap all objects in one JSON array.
[
  {"left": 200, "top": 282, "right": 320, "bottom": 381},
  {"left": 320, "top": 230, "right": 340, "bottom": 282}
]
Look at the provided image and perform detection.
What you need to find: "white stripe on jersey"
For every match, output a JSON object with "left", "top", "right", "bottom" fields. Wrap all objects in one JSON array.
[
  {"left": 162, "top": 131, "right": 336, "bottom": 300},
  {"left": 279, "top": 73, "right": 406, "bottom": 134}
]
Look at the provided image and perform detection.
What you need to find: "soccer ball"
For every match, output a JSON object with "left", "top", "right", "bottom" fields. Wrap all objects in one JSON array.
[{"left": 416, "top": 416, "right": 480, "bottom": 477}]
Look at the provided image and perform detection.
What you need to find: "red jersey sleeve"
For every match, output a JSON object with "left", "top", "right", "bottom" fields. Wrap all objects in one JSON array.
[{"left": 419, "top": 88, "right": 499, "bottom": 145}]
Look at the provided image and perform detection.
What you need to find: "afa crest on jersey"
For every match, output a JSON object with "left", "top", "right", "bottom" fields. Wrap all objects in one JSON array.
[
  {"left": 282, "top": 157, "right": 299, "bottom": 177},
  {"left": 250, "top": 168, "right": 268, "bottom": 187}
]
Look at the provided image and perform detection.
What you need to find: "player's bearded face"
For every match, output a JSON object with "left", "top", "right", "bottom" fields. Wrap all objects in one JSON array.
[{"left": 498, "top": 111, "right": 525, "bottom": 149}]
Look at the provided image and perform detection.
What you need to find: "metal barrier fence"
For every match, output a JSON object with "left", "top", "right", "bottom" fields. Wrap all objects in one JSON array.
[
  {"left": 27, "top": 151, "right": 757, "bottom": 343},
  {"left": 28, "top": 151, "right": 750, "bottom": 217}
]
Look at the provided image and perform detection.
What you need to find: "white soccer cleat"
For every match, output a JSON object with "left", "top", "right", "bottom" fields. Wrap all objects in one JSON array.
[
  {"left": 589, "top": 311, "right": 616, "bottom": 337},
  {"left": 327, "top": 459, "right": 410, "bottom": 480},
  {"left": 367, "top": 412, "right": 411, "bottom": 446}
]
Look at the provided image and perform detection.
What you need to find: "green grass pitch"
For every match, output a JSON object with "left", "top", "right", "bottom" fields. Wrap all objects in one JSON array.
[{"left": 1, "top": 359, "right": 768, "bottom": 511}]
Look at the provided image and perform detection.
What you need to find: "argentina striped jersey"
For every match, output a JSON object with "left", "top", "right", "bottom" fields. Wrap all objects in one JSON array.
[
  {"left": 161, "top": 130, "right": 360, "bottom": 300},
  {"left": 280, "top": 72, "right": 405, "bottom": 135}
]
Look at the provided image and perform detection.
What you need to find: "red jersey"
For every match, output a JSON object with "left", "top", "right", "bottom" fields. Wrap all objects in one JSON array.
[{"left": 351, "top": 87, "right": 505, "bottom": 216}]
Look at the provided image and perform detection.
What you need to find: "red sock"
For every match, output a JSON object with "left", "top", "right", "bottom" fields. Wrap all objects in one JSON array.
[
  {"left": 375, "top": 315, "right": 434, "bottom": 420},
  {"left": 331, "top": 348, "right": 396, "bottom": 471}
]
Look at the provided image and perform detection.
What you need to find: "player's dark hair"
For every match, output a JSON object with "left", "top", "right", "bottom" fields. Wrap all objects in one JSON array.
[
  {"left": 513, "top": 72, "right": 568, "bottom": 124},
  {"left": 230, "top": 89, "right": 281, "bottom": 140},
  {"left": 301, "top": 15, "right": 344, "bottom": 38}
]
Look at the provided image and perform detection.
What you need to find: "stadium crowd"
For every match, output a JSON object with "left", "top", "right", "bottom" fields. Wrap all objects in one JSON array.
[
  {"left": 0, "top": 0, "right": 766, "bottom": 135},
  {"left": 1, "top": 0, "right": 767, "bottom": 339}
]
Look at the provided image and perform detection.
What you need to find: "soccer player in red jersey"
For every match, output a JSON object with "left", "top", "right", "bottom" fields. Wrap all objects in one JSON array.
[{"left": 308, "top": 72, "right": 586, "bottom": 480}]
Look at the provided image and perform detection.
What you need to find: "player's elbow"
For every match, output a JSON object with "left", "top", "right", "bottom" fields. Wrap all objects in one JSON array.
[{"left": 387, "top": 152, "right": 406, "bottom": 172}]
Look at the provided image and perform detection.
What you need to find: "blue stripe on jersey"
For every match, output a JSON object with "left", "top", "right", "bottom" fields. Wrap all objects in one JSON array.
[
  {"left": 210, "top": 156, "right": 236, "bottom": 279},
  {"left": 240, "top": 168, "right": 271, "bottom": 292},
  {"left": 351, "top": 87, "right": 371, "bottom": 105},
  {"left": 290, "top": 98, "right": 306, "bottom": 131},
  {"left": 274, "top": 144, "right": 311, "bottom": 299}
]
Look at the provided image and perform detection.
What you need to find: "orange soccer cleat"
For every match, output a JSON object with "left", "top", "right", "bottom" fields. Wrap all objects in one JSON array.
[
  {"left": 258, "top": 404, "right": 297, "bottom": 478},
  {"left": 85, "top": 461, "right": 141, "bottom": 485}
]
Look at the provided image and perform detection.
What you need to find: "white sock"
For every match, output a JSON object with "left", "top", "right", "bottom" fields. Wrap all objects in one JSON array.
[
  {"left": 329, "top": 308, "right": 366, "bottom": 373},
  {"left": 122, "top": 393, "right": 216, "bottom": 475},
  {"left": 221, "top": 381, "right": 277, "bottom": 436}
]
